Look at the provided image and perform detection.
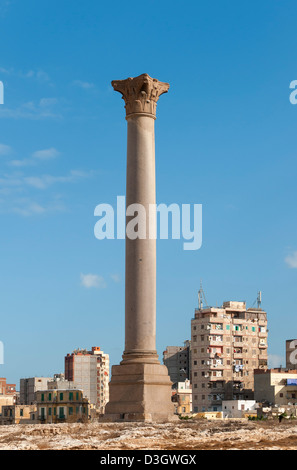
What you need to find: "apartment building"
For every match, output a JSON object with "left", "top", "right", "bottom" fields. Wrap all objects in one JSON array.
[
  {"left": 191, "top": 301, "right": 268, "bottom": 412},
  {"left": 20, "top": 377, "right": 52, "bottom": 405},
  {"left": 0, "top": 378, "right": 16, "bottom": 396},
  {"left": 65, "top": 346, "right": 109, "bottom": 413},
  {"left": 254, "top": 368, "right": 297, "bottom": 406},
  {"left": 163, "top": 341, "right": 191, "bottom": 384}
]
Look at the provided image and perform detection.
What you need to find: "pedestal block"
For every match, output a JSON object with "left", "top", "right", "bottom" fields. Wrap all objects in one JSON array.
[{"left": 105, "top": 362, "right": 174, "bottom": 422}]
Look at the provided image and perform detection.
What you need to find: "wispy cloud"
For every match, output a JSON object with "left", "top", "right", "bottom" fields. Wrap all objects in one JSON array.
[
  {"left": 268, "top": 354, "right": 285, "bottom": 369},
  {"left": 0, "top": 143, "right": 12, "bottom": 155},
  {"left": 9, "top": 147, "right": 60, "bottom": 167},
  {"left": 285, "top": 251, "right": 297, "bottom": 269},
  {"left": 0, "top": 102, "right": 61, "bottom": 120},
  {"left": 32, "top": 147, "right": 60, "bottom": 161},
  {"left": 111, "top": 274, "right": 121, "bottom": 283},
  {"left": 80, "top": 273, "right": 107, "bottom": 289},
  {"left": 72, "top": 80, "right": 95, "bottom": 90},
  {"left": 0, "top": 168, "right": 93, "bottom": 215}
]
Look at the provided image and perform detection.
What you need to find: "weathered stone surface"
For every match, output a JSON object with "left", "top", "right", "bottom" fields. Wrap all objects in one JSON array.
[{"left": 105, "top": 74, "right": 173, "bottom": 422}]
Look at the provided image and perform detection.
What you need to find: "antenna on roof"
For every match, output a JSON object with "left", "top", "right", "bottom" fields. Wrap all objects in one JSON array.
[
  {"left": 252, "top": 290, "right": 262, "bottom": 308},
  {"left": 198, "top": 280, "right": 208, "bottom": 310}
]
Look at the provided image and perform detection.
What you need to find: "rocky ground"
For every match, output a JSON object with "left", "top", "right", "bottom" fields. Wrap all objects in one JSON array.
[{"left": 0, "top": 419, "right": 297, "bottom": 450}]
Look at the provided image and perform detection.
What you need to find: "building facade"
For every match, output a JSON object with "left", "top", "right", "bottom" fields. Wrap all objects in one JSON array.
[
  {"left": 171, "top": 379, "right": 192, "bottom": 415},
  {"left": 0, "top": 378, "right": 16, "bottom": 396},
  {"left": 0, "top": 405, "right": 37, "bottom": 425},
  {"left": 36, "top": 389, "right": 89, "bottom": 423},
  {"left": 163, "top": 341, "right": 191, "bottom": 384},
  {"left": 65, "top": 346, "right": 109, "bottom": 413},
  {"left": 222, "top": 400, "right": 256, "bottom": 418},
  {"left": 191, "top": 301, "right": 268, "bottom": 412},
  {"left": 20, "top": 377, "right": 52, "bottom": 405},
  {"left": 254, "top": 368, "right": 297, "bottom": 406}
]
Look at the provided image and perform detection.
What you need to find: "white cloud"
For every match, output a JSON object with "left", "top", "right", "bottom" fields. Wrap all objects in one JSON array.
[
  {"left": 9, "top": 158, "right": 33, "bottom": 167},
  {"left": 285, "top": 251, "right": 297, "bottom": 269},
  {"left": 111, "top": 274, "right": 121, "bottom": 283},
  {"left": 80, "top": 273, "right": 106, "bottom": 289},
  {"left": 32, "top": 148, "right": 60, "bottom": 161},
  {"left": 24, "top": 170, "right": 91, "bottom": 189},
  {"left": 0, "top": 143, "right": 12, "bottom": 155},
  {"left": 72, "top": 80, "right": 95, "bottom": 89},
  {"left": 268, "top": 354, "right": 285, "bottom": 369}
]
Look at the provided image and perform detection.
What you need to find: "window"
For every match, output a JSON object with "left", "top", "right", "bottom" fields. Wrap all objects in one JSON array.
[
  {"left": 20, "top": 409, "right": 23, "bottom": 417},
  {"left": 41, "top": 393, "right": 44, "bottom": 402},
  {"left": 76, "top": 392, "right": 79, "bottom": 401},
  {"left": 69, "top": 392, "right": 73, "bottom": 401},
  {"left": 48, "top": 393, "right": 52, "bottom": 401},
  {"left": 59, "top": 393, "right": 64, "bottom": 401},
  {"left": 226, "top": 325, "right": 230, "bottom": 330},
  {"left": 48, "top": 408, "right": 52, "bottom": 416},
  {"left": 69, "top": 407, "right": 73, "bottom": 416}
]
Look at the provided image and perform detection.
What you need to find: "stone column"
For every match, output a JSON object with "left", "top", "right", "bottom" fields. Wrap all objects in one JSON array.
[{"left": 104, "top": 74, "right": 174, "bottom": 422}]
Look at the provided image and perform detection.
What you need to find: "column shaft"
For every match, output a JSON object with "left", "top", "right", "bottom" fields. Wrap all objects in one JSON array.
[{"left": 123, "top": 115, "right": 157, "bottom": 362}]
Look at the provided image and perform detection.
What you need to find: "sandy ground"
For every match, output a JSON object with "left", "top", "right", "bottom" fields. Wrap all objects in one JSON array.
[{"left": 0, "top": 419, "right": 297, "bottom": 450}]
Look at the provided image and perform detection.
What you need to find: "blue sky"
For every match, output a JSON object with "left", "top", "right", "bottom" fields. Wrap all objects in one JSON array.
[{"left": 0, "top": 0, "right": 297, "bottom": 385}]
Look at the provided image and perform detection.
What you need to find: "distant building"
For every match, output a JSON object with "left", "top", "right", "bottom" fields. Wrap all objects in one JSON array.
[
  {"left": 0, "top": 378, "right": 16, "bottom": 396},
  {"left": 171, "top": 379, "right": 192, "bottom": 415},
  {"left": 286, "top": 339, "right": 297, "bottom": 370},
  {"left": 48, "top": 374, "right": 76, "bottom": 391},
  {"left": 191, "top": 300, "right": 268, "bottom": 412},
  {"left": 0, "top": 405, "right": 37, "bottom": 425},
  {"left": 65, "top": 346, "right": 109, "bottom": 413},
  {"left": 20, "top": 377, "right": 52, "bottom": 405},
  {"left": 254, "top": 368, "right": 297, "bottom": 406},
  {"left": 163, "top": 341, "right": 191, "bottom": 384},
  {"left": 36, "top": 389, "right": 89, "bottom": 424},
  {"left": 0, "top": 396, "right": 15, "bottom": 414},
  {"left": 222, "top": 400, "right": 256, "bottom": 418}
]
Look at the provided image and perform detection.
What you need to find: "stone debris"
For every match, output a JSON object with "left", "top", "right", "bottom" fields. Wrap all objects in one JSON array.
[{"left": 0, "top": 420, "right": 296, "bottom": 450}]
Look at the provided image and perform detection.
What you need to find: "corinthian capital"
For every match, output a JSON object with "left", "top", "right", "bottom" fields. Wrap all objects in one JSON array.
[{"left": 111, "top": 73, "right": 169, "bottom": 118}]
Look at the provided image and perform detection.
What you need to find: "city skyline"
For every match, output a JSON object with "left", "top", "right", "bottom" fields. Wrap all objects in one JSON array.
[{"left": 1, "top": 0, "right": 297, "bottom": 384}]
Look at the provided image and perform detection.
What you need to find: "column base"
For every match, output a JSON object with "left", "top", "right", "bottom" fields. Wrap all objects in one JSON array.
[{"left": 104, "top": 362, "right": 175, "bottom": 423}]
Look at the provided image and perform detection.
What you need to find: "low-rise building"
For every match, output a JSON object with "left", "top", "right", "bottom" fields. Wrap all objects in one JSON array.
[
  {"left": 172, "top": 379, "right": 192, "bottom": 415},
  {"left": 0, "top": 396, "right": 15, "bottom": 414},
  {"left": 222, "top": 400, "right": 256, "bottom": 418},
  {"left": 254, "top": 368, "right": 297, "bottom": 406},
  {"left": 36, "top": 389, "right": 89, "bottom": 423},
  {"left": 0, "top": 405, "right": 37, "bottom": 425},
  {"left": 0, "top": 378, "right": 16, "bottom": 396}
]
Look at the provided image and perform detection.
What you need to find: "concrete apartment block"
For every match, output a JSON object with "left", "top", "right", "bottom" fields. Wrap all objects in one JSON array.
[
  {"left": 254, "top": 368, "right": 297, "bottom": 406},
  {"left": 20, "top": 377, "right": 52, "bottom": 405},
  {"left": 191, "top": 301, "right": 268, "bottom": 412}
]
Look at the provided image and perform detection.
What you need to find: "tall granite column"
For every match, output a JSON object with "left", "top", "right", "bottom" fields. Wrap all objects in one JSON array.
[{"left": 105, "top": 74, "right": 174, "bottom": 422}]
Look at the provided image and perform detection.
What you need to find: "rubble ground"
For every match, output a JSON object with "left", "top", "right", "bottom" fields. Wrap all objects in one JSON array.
[{"left": 0, "top": 419, "right": 297, "bottom": 450}]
